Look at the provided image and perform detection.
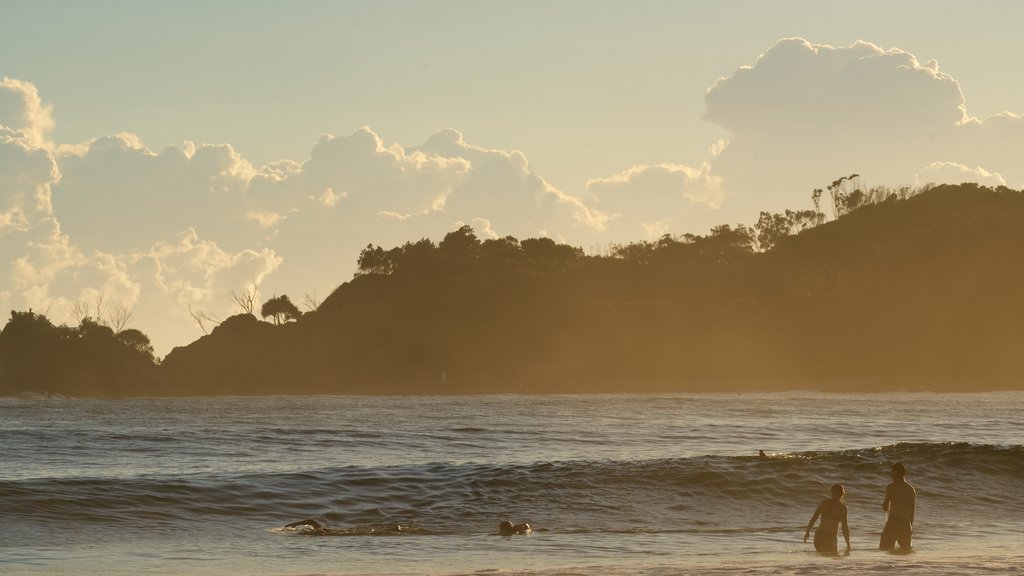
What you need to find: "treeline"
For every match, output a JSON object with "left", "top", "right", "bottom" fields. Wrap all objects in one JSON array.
[
  {"left": 2, "top": 181, "right": 1023, "bottom": 396},
  {"left": 0, "top": 311, "right": 161, "bottom": 396}
]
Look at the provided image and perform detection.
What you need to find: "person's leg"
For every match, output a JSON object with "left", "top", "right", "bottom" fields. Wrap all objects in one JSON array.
[
  {"left": 895, "top": 519, "right": 912, "bottom": 549},
  {"left": 879, "top": 521, "right": 897, "bottom": 550},
  {"left": 814, "top": 530, "right": 838, "bottom": 554}
]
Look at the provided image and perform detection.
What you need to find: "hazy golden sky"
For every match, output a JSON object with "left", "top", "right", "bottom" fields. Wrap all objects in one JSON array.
[{"left": 2, "top": 0, "right": 1022, "bottom": 354}]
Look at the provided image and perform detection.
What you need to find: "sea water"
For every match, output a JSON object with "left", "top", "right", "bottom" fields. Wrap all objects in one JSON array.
[{"left": 1, "top": 392, "right": 1023, "bottom": 575}]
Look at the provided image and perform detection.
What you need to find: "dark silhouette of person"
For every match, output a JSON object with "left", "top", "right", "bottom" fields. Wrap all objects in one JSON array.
[
  {"left": 286, "top": 518, "right": 327, "bottom": 534},
  {"left": 499, "top": 520, "right": 532, "bottom": 535},
  {"left": 880, "top": 462, "right": 916, "bottom": 550},
  {"left": 804, "top": 483, "right": 851, "bottom": 553},
  {"left": 284, "top": 518, "right": 405, "bottom": 535}
]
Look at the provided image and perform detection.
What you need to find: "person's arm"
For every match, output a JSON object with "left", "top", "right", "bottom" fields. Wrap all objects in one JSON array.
[
  {"left": 882, "top": 484, "right": 892, "bottom": 512},
  {"left": 804, "top": 501, "right": 823, "bottom": 542},
  {"left": 908, "top": 486, "right": 916, "bottom": 525},
  {"left": 841, "top": 510, "right": 851, "bottom": 549}
]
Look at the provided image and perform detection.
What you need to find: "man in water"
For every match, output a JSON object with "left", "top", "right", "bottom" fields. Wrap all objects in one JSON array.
[
  {"left": 284, "top": 518, "right": 406, "bottom": 535},
  {"left": 880, "top": 462, "right": 916, "bottom": 550},
  {"left": 499, "top": 520, "right": 532, "bottom": 535},
  {"left": 286, "top": 518, "right": 325, "bottom": 531}
]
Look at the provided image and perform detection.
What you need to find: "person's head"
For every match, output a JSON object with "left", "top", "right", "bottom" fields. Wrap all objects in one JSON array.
[
  {"left": 891, "top": 462, "right": 907, "bottom": 480},
  {"left": 830, "top": 483, "right": 845, "bottom": 501},
  {"left": 499, "top": 520, "right": 514, "bottom": 535}
]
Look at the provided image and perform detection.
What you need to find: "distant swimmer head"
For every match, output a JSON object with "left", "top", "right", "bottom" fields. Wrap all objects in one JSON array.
[
  {"left": 830, "top": 484, "right": 845, "bottom": 501},
  {"left": 891, "top": 462, "right": 907, "bottom": 479},
  {"left": 499, "top": 520, "right": 532, "bottom": 535}
]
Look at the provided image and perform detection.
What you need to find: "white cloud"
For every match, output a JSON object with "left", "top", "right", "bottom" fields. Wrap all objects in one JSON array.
[
  {"left": 0, "top": 77, "right": 55, "bottom": 148},
  {"left": 952, "top": 112, "right": 1024, "bottom": 188},
  {"left": 915, "top": 161, "right": 1006, "bottom": 188},
  {"left": 705, "top": 38, "right": 968, "bottom": 134},
  {"left": 585, "top": 162, "right": 722, "bottom": 237},
  {"left": 244, "top": 127, "right": 609, "bottom": 319},
  {"left": 577, "top": 38, "right": 1003, "bottom": 236},
  {"left": 587, "top": 163, "right": 723, "bottom": 207},
  {"left": 141, "top": 228, "right": 281, "bottom": 305},
  {"left": 1, "top": 216, "right": 140, "bottom": 327},
  {"left": 247, "top": 126, "right": 471, "bottom": 221},
  {"left": 641, "top": 220, "right": 671, "bottom": 240},
  {"left": 52, "top": 134, "right": 258, "bottom": 253},
  {"left": 699, "top": 38, "right": 1020, "bottom": 219},
  {"left": 7, "top": 117, "right": 608, "bottom": 353},
  {"left": 0, "top": 128, "right": 59, "bottom": 235},
  {"left": 414, "top": 128, "right": 610, "bottom": 234},
  {"left": 471, "top": 217, "right": 498, "bottom": 240}
]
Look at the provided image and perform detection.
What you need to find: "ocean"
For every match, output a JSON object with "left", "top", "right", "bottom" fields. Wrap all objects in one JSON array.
[{"left": 1, "top": 392, "right": 1022, "bottom": 575}]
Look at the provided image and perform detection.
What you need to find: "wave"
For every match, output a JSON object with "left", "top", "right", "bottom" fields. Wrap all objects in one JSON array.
[{"left": 3, "top": 442, "right": 1021, "bottom": 534}]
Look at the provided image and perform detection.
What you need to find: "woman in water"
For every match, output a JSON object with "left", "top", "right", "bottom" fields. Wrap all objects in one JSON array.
[{"left": 804, "top": 484, "right": 851, "bottom": 553}]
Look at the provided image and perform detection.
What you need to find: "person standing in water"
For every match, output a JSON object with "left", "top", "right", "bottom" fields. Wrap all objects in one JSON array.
[
  {"left": 804, "top": 484, "right": 851, "bottom": 553},
  {"left": 880, "top": 462, "right": 916, "bottom": 550}
]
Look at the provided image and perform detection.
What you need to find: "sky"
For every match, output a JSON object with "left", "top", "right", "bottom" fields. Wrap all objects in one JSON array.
[{"left": 2, "top": 0, "right": 1023, "bottom": 356}]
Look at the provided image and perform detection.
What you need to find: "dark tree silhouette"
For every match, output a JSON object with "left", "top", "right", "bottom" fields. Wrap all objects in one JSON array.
[
  {"left": 261, "top": 295, "right": 302, "bottom": 325},
  {"left": 439, "top": 225, "right": 481, "bottom": 263},
  {"left": 116, "top": 328, "right": 156, "bottom": 361},
  {"left": 356, "top": 244, "right": 395, "bottom": 276},
  {"left": 0, "top": 310, "right": 160, "bottom": 396}
]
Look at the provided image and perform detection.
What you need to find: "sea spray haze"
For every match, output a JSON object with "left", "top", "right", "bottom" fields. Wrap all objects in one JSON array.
[{"left": 2, "top": 392, "right": 1023, "bottom": 575}]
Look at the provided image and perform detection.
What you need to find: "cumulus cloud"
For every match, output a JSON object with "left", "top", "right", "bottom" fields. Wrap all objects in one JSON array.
[
  {"left": 52, "top": 134, "right": 258, "bottom": 253},
  {"left": 0, "top": 128, "right": 59, "bottom": 235},
  {"left": 0, "top": 216, "right": 141, "bottom": 328},
  {"left": 414, "top": 128, "right": 611, "bottom": 234},
  {"left": 470, "top": 217, "right": 499, "bottom": 240},
  {"left": 585, "top": 162, "right": 723, "bottom": 238},
  {"left": 0, "top": 79, "right": 285, "bottom": 353},
  {"left": 5, "top": 95, "right": 612, "bottom": 354},
  {"left": 700, "top": 37, "right": 1023, "bottom": 219},
  {"left": 247, "top": 126, "right": 471, "bottom": 220},
  {"left": 952, "top": 112, "right": 1024, "bottom": 187},
  {"left": 138, "top": 228, "right": 281, "bottom": 308},
  {"left": 915, "top": 161, "right": 1006, "bottom": 188},
  {"left": 705, "top": 39, "right": 968, "bottom": 134},
  {"left": 241, "top": 127, "right": 610, "bottom": 311},
  {"left": 0, "top": 77, "right": 55, "bottom": 148}
]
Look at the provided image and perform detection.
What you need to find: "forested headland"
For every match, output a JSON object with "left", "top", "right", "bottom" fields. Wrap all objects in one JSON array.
[{"left": 2, "top": 181, "right": 1022, "bottom": 396}]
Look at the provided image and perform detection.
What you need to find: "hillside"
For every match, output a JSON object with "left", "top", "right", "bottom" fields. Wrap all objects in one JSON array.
[{"left": 3, "top": 183, "right": 1022, "bottom": 396}]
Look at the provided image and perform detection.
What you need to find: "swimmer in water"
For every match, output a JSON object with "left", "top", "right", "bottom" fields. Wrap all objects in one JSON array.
[
  {"left": 499, "top": 520, "right": 532, "bottom": 535},
  {"left": 286, "top": 518, "right": 325, "bottom": 532},
  {"left": 284, "top": 519, "right": 405, "bottom": 535}
]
